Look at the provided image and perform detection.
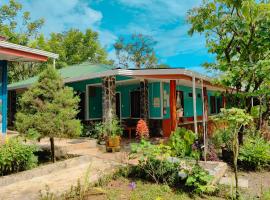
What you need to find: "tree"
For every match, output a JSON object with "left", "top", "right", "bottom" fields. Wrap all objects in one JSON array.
[
  {"left": 0, "top": 0, "right": 45, "bottom": 83},
  {"left": 31, "top": 29, "right": 111, "bottom": 69},
  {"left": 187, "top": 0, "right": 270, "bottom": 125},
  {"left": 0, "top": 1, "right": 111, "bottom": 83},
  {"left": 15, "top": 67, "right": 81, "bottom": 162},
  {"left": 114, "top": 33, "right": 158, "bottom": 69},
  {"left": 213, "top": 108, "right": 252, "bottom": 199}
]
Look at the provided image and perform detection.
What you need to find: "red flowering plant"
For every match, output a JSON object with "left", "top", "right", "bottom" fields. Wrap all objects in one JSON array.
[{"left": 136, "top": 119, "right": 149, "bottom": 139}]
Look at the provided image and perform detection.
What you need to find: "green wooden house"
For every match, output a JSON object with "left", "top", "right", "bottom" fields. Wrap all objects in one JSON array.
[{"left": 8, "top": 62, "right": 226, "bottom": 137}]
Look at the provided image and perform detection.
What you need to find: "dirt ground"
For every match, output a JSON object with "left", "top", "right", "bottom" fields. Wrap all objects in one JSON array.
[{"left": 232, "top": 170, "right": 270, "bottom": 198}]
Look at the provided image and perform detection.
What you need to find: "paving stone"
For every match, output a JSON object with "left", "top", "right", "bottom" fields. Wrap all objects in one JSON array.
[{"left": 0, "top": 137, "right": 127, "bottom": 200}]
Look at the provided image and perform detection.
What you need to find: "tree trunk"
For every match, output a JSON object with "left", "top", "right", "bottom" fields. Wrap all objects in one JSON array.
[
  {"left": 233, "top": 132, "right": 240, "bottom": 200},
  {"left": 50, "top": 137, "right": 56, "bottom": 163}
]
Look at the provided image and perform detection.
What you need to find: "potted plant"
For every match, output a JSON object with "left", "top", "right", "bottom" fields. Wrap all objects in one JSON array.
[{"left": 105, "top": 117, "right": 123, "bottom": 149}]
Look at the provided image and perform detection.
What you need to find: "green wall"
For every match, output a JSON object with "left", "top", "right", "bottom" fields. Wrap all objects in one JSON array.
[
  {"left": 67, "top": 77, "right": 222, "bottom": 120},
  {"left": 116, "top": 84, "right": 139, "bottom": 118},
  {"left": 88, "top": 87, "right": 102, "bottom": 119},
  {"left": 149, "top": 82, "right": 162, "bottom": 118}
]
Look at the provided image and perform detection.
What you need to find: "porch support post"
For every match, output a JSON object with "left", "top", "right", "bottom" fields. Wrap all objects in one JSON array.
[
  {"left": 0, "top": 61, "right": 8, "bottom": 139},
  {"left": 140, "top": 79, "right": 149, "bottom": 122},
  {"left": 201, "top": 79, "right": 207, "bottom": 161},
  {"left": 192, "top": 76, "right": 198, "bottom": 135},
  {"left": 170, "top": 80, "right": 177, "bottom": 132},
  {"left": 102, "top": 76, "right": 116, "bottom": 123},
  {"left": 222, "top": 94, "right": 226, "bottom": 108}
]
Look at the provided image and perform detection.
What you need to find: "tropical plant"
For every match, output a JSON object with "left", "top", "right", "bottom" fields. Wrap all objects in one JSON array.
[
  {"left": 212, "top": 108, "right": 253, "bottom": 199},
  {"left": 168, "top": 128, "right": 197, "bottom": 158},
  {"left": 15, "top": 67, "right": 81, "bottom": 162},
  {"left": 136, "top": 119, "right": 149, "bottom": 139},
  {"left": 239, "top": 135, "right": 270, "bottom": 170},
  {"left": 0, "top": 138, "right": 38, "bottom": 175}
]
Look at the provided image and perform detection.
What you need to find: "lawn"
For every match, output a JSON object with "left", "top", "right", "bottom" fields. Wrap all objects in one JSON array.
[{"left": 85, "top": 177, "right": 224, "bottom": 200}]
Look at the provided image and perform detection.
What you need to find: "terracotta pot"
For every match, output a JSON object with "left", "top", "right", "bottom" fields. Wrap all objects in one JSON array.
[{"left": 106, "top": 136, "right": 121, "bottom": 147}]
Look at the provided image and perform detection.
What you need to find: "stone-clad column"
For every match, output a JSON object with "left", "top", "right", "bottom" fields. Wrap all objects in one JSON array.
[
  {"left": 140, "top": 79, "right": 149, "bottom": 122},
  {"left": 102, "top": 76, "right": 116, "bottom": 122}
]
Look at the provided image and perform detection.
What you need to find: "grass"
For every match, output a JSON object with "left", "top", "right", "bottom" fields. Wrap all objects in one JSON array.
[
  {"left": 86, "top": 177, "right": 224, "bottom": 200},
  {"left": 39, "top": 166, "right": 270, "bottom": 200}
]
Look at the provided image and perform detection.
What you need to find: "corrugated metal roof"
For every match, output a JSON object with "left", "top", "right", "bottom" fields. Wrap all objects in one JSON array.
[{"left": 8, "top": 62, "right": 114, "bottom": 90}]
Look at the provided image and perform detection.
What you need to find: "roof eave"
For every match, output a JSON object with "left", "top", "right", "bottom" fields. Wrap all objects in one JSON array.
[{"left": 0, "top": 41, "right": 59, "bottom": 59}]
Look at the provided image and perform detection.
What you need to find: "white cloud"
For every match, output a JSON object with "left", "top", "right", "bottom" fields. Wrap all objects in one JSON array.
[
  {"left": 115, "top": 0, "right": 207, "bottom": 66},
  {"left": 117, "top": 0, "right": 202, "bottom": 23},
  {"left": 17, "top": 0, "right": 116, "bottom": 48},
  {"left": 20, "top": 0, "right": 101, "bottom": 34}
]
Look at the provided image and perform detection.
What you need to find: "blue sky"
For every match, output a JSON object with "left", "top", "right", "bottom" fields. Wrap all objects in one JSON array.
[{"left": 6, "top": 0, "right": 215, "bottom": 74}]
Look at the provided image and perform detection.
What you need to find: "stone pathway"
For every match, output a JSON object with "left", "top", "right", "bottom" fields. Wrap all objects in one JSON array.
[{"left": 0, "top": 138, "right": 128, "bottom": 200}]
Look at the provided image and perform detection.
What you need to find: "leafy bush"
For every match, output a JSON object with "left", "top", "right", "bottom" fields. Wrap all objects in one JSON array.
[
  {"left": 130, "top": 140, "right": 179, "bottom": 186},
  {"left": 239, "top": 135, "right": 270, "bottom": 170},
  {"left": 130, "top": 139, "right": 171, "bottom": 160},
  {"left": 0, "top": 139, "right": 38, "bottom": 175},
  {"left": 168, "top": 128, "right": 197, "bottom": 158},
  {"left": 81, "top": 123, "right": 99, "bottom": 138},
  {"left": 185, "top": 165, "right": 215, "bottom": 194},
  {"left": 130, "top": 158, "right": 181, "bottom": 187}
]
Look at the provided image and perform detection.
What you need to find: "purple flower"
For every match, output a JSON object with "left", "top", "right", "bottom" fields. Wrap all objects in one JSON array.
[{"left": 129, "top": 182, "right": 136, "bottom": 190}]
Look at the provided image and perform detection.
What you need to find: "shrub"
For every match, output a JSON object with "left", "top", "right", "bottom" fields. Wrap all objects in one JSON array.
[
  {"left": 130, "top": 140, "right": 178, "bottom": 186},
  {"left": 185, "top": 165, "right": 215, "bottom": 194},
  {"left": 168, "top": 128, "right": 197, "bottom": 158},
  {"left": 239, "top": 135, "right": 270, "bottom": 170},
  {"left": 136, "top": 119, "right": 149, "bottom": 139},
  {"left": 0, "top": 139, "right": 38, "bottom": 175},
  {"left": 130, "top": 158, "right": 181, "bottom": 187}
]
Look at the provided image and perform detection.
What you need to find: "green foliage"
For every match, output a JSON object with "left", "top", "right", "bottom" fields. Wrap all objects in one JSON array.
[
  {"left": 239, "top": 135, "right": 270, "bottom": 170},
  {"left": 0, "top": 1, "right": 110, "bottom": 83},
  {"left": 130, "top": 158, "right": 181, "bottom": 187},
  {"left": 15, "top": 67, "right": 81, "bottom": 161},
  {"left": 212, "top": 108, "right": 253, "bottom": 199},
  {"left": 16, "top": 67, "right": 81, "bottom": 139},
  {"left": 114, "top": 33, "right": 158, "bottom": 69},
  {"left": 212, "top": 128, "right": 233, "bottom": 151},
  {"left": 94, "top": 117, "right": 123, "bottom": 139},
  {"left": 31, "top": 29, "right": 111, "bottom": 69},
  {"left": 168, "top": 128, "right": 197, "bottom": 158},
  {"left": 185, "top": 165, "right": 215, "bottom": 194},
  {"left": 130, "top": 139, "right": 172, "bottom": 160},
  {"left": 130, "top": 140, "right": 179, "bottom": 186},
  {"left": 188, "top": 0, "right": 270, "bottom": 99},
  {"left": 0, "top": 138, "right": 38, "bottom": 175},
  {"left": 262, "top": 189, "right": 270, "bottom": 200}
]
